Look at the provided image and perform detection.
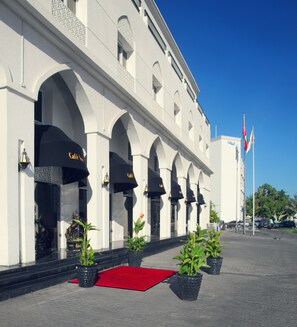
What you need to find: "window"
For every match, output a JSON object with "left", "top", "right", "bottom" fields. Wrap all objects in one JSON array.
[
  {"left": 117, "top": 17, "right": 134, "bottom": 75},
  {"left": 118, "top": 43, "right": 128, "bottom": 68},
  {"left": 174, "top": 91, "right": 181, "bottom": 127},
  {"left": 188, "top": 111, "right": 194, "bottom": 140},
  {"left": 152, "top": 62, "right": 163, "bottom": 105},
  {"left": 62, "top": 0, "right": 77, "bottom": 14},
  {"left": 152, "top": 78, "right": 161, "bottom": 100}
]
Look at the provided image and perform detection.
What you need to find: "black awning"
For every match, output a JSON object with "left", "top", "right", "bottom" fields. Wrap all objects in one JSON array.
[
  {"left": 170, "top": 180, "right": 184, "bottom": 201},
  {"left": 197, "top": 193, "right": 206, "bottom": 205},
  {"left": 35, "top": 124, "right": 89, "bottom": 184},
  {"left": 186, "top": 187, "right": 196, "bottom": 203},
  {"left": 110, "top": 152, "right": 138, "bottom": 193},
  {"left": 147, "top": 168, "right": 166, "bottom": 198}
]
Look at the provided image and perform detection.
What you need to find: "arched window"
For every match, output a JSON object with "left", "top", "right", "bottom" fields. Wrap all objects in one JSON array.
[
  {"left": 118, "top": 16, "right": 134, "bottom": 74},
  {"left": 152, "top": 62, "right": 163, "bottom": 106},
  {"left": 174, "top": 91, "right": 181, "bottom": 127},
  {"left": 188, "top": 111, "right": 194, "bottom": 140}
]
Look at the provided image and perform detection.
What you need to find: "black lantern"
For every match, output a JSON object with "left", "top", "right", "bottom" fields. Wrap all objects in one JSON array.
[{"left": 19, "top": 148, "right": 30, "bottom": 171}]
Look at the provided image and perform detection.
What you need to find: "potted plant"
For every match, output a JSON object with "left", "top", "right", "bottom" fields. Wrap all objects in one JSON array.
[
  {"left": 65, "top": 212, "right": 81, "bottom": 251},
  {"left": 205, "top": 229, "right": 223, "bottom": 275},
  {"left": 195, "top": 225, "right": 208, "bottom": 244},
  {"left": 173, "top": 232, "right": 209, "bottom": 301},
  {"left": 126, "top": 213, "right": 146, "bottom": 266},
  {"left": 73, "top": 218, "right": 98, "bottom": 287}
]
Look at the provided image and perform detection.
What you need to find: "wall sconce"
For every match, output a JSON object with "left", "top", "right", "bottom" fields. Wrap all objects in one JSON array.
[
  {"left": 143, "top": 184, "right": 148, "bottom": 195},
  {"left": 19, "top": 148, "right": 30, "bottom": 171},
  {"left": 102, "top": 172, "right": 109, "bottom": 186}
]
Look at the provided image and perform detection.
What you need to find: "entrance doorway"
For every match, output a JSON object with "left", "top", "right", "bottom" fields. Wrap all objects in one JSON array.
[
  {"left": 171, "top": 202, "right": 178, "bottom": 236},
  {"left": 35, "top": 182, "right": 60, "bottom": 259},
  {"left": 150, "top": 197, "right": 160, "bottom": 238}
]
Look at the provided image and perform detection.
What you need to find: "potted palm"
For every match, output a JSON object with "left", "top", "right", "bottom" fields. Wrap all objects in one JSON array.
[
  {"left": 126, "top": 213, "right": 146, "bottom": 266},
  {"left": 205, "top": 229, "right": 223, "bottom": 275},
  {"left": 173, "top": 232, "right": 209, "bottom": 301},
  {"left": 73, "top": 218, "right": 98, "bottom": 287}
]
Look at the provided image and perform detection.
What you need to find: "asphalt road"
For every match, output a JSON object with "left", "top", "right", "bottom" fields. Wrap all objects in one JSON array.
[{"left": 0, "top": 229, "right": 296, "bottom": 327}]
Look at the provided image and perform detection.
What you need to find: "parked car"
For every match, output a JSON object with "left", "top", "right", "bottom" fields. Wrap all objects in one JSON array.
[
  {"left": 254, "top": 219, "right": 262, "bottom": 228},
  {"left": 219, "top": 220, "right": 226, "bottom": 230},
  {"left": 275, "top": 220, "right": 296, "bottom": 228},
  {"left": 226, "top": 220, "right": 248, "bottom": 229}
]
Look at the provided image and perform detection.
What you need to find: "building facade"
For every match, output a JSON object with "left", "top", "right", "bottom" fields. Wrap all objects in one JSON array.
[
  {"left": 210, "top": 136, "right": 244, "bottom": 223},
  {"left": 0, "top": 0, "right": 211, "bottom": 266}
]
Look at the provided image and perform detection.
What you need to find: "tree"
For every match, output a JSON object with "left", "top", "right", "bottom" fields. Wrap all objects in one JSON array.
[
  {"left": 210, "top": 201, "right": 220, "bottom": 223},
  {"left": 286, "top": 193, "right": 297, "bottom": 218},
  {"left": 246, "top": 183, "right": 290, "bottom": 220}
]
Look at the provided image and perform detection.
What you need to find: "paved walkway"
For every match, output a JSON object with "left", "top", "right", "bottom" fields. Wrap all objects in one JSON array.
[{"left": 0, "top": 230, "right": 296, "bottom": 327}]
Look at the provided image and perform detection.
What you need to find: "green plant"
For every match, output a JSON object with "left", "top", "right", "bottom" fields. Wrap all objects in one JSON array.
[
  {"left": 195, "top": 225, "right": 208, "bottom": 244},
  {"left": 173, "top": 232, "right": 208, "bottom": 276},
  {"left": 210, "top": 201, "right": 220, "bottom": 223},
  {"left": 73, "top": 219, "right": 98, "bottom": 266},
  {"left": 127, "top": 213, "right": 146, "bottom": 252},
  {"left": 205, "top": 230, "right": 222, "bottom": 258}
]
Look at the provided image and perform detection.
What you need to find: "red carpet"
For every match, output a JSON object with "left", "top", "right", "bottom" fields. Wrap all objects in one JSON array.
[{"left": 70, "top": 266, "right": 176, "bottom": 291}]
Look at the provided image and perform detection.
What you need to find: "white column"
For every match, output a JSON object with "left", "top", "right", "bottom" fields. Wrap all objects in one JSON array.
[
  {"left": 86, "top": 132, "right": 110, "bottom": 250},
  {"left": 200, "top": 187, "right": 210, "bottom": 229},
  {"left": 132, "top": 154, "right": 149, "bottom": 237},
  {"left": 0, "top": 88, "right": 35, "bottom": 265},
  {"left": 188, "top": 183, "right": 198, "bottom": 232},
  {"left": 177, "top": 176, "right": 187, "bottom": 235},
  {"left": 159, "top": 167, "right": 171, "bottom": 239}
]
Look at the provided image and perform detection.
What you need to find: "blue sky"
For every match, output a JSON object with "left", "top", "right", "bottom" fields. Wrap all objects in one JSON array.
[{"left": 155, "top": 0, "right": 297, "bottom": 198}]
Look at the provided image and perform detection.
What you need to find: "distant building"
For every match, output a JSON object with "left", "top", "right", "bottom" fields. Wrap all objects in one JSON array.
[
  {"left": 210, "top": 136, "right": 244, "bottom": 223},
  {"left": 0, "top": 0, "right": 211, "bottom": 266}
]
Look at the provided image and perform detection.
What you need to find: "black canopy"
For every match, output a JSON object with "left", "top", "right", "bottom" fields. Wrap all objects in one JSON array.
[
  {"left": 35, "top": 124, "right": 89, "bottom": 184},
  {"left": 170, "top": 180, "right": 184, "bottom": 201},
  {"left": 186, "top": 187, "right": 196, "bottom": 203},
  {"left": 147, "top": 168, "right": 166, "bottom": 198},
  {"left": 110, "top": 152, "right": 138, "bottom": 193},
  {"left": 197, "top": 193, "right": 206, "bottom": 205}
]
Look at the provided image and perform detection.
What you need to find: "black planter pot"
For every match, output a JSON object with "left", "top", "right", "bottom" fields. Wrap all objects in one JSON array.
[
  {"left": 76, "top": 264, "right": 98, "bottom": 287},
  {"left": 177, "top": 273, "right": 203, "bottom": 301},
  {"left": 207, "top": 256, "right": 223, "bottom": 275},
  {"left": 127, "top": 250, "right": 143, "bottom": 266}
]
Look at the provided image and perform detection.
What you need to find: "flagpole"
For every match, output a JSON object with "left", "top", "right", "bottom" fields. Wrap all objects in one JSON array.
[
  {"left": 242, "top": 114, "right": 247, "bottom": 235},
  {"left": 252, "top": 127, "right": 255, "bottom": 236},
  {"left": 243, "top": 149, "right": 246, "bottom": 235}
]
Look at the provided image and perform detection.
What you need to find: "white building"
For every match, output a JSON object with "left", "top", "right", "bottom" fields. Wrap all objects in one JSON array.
[
  {"left": 210, "top": 136, "right": 244, "bottom": 223},
  {"left": 0, "top": 0, "right": 212, "bottom": 267}
]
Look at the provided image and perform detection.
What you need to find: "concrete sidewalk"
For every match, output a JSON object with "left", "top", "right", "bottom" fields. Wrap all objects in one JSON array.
[{"left": 0, "top": 230, "right": 296, "bottom": 327}]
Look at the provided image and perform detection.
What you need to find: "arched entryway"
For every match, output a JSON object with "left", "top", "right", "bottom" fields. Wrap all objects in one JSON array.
[
  {"left": 33, "top": 71, "right": 90, "bottom": 259},
  {"left": 147, "top": 144, "right": 166, "bottom": 239},
  {"left": 109, "top": 117, "right": 138, "bottom": 245},
  {"left": 170, "top": 163, "right": 183, "bottom": 236}
]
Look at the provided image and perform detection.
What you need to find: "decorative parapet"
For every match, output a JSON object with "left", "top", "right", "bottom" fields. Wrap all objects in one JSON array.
[{"left": 52, "top": 0, "right": 86, "bottom": 44}]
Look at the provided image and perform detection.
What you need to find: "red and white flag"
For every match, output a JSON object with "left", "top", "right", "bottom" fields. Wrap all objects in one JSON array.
[
  {"left": 242, "top": 115, "right": 248, "bottom": 152},
  {"left": 246, "top": 127, "right": 254, "bottom": 153}
]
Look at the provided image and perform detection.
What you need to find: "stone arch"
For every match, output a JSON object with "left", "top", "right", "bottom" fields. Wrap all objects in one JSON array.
[
  {"left": 187, "top": 163, "right": 196, "bottom": 183},
  {"left": 147, "top": 135, "right": 167, "bottom": 169},
  {"left": 198, "top": 171, "right": 205, "bottom": 189},
  {"left": 172, "top": 152, "right": 184, "bottom": 177},
  {"left": 33, "top": 64, "right": 97, "bottom": 133},
  {"left": 110, "top": 110, "right": 141, "bottom": 155}
]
